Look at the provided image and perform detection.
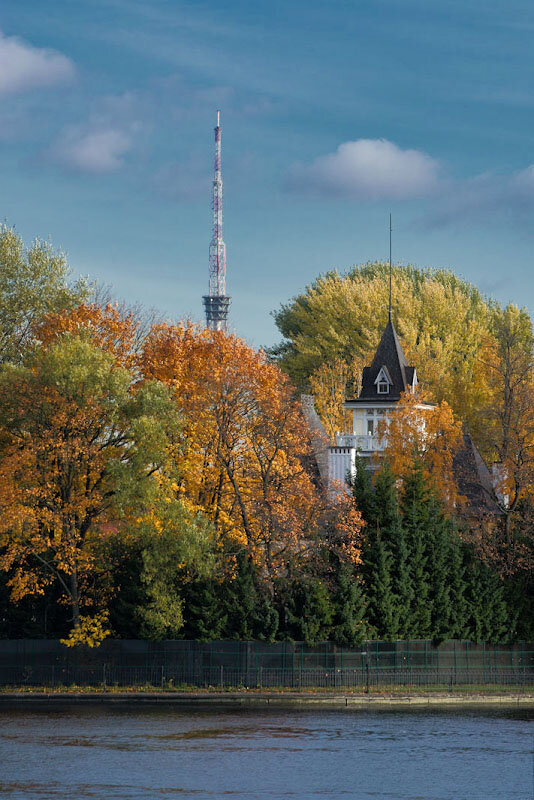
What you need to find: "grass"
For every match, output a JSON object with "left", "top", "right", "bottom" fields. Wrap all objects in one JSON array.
[{"left": 1, "top": 683, "right": 532, "bottom": 696}]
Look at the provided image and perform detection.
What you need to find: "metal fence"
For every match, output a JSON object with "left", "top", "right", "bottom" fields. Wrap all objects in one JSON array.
[{"left": 1, "top": 639, "right": 533, "bottom": 690}]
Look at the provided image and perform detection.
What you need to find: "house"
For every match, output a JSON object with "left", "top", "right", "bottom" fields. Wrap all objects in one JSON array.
[
  {"left": 328, "top": 313, "right": 432, "bottom": 486},
  {"left": 302, "top": 312, "right": 500, "bottom": 513}
]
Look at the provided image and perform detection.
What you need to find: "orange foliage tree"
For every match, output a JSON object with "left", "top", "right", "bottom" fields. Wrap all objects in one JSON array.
[
  {"left": 141, "top": 323, "right": 363, "bottom": 581},
  {"left": 36, "top": 302, "right": 141, "bottom": 369},
  {"left": 376, "top": 390, "right": 463, "bottom": 509}
]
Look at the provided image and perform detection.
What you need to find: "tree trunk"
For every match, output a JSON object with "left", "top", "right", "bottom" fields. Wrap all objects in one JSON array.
[{"left": 70, "top": 569, "right": 81, "bottom": 628}]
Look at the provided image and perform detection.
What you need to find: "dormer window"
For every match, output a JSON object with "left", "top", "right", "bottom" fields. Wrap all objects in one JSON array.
[{"left": 374, "top": 366, "right": 391, "bottom": 395}]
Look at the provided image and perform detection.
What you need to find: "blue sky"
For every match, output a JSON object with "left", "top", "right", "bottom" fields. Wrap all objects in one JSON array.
[{"left": 1, "top": 0, "right": 532, "bottom": 345}]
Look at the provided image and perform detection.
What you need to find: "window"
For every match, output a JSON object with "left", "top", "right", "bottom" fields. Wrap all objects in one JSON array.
[
  {"left": 367, "top": 419, "right": 374, "bottom": 436},
  {"left": 375, "top": 366, "right": 391, "bottom": 394}
]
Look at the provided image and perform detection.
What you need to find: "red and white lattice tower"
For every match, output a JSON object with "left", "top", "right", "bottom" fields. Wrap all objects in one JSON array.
[{"left": 203, "top": 110, "right": 230, "bottom": 331}]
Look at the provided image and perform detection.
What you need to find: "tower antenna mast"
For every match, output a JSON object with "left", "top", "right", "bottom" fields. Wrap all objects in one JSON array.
[
  {"left": 203, "top": 110, "right": 230, "bottom": 331},
  {"left": 388, "top": 213, "right": 392, "bottom": 321}
]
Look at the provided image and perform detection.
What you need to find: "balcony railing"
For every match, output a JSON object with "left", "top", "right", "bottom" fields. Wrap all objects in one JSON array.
[{"left": 334, "top": 433, "right": 385, "bottom": 451}]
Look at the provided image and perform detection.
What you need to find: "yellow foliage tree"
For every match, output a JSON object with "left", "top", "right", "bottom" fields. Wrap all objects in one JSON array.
[
  {"left": 309, "top": 357, "right": 363, "bottom": 441},
  {"left": 272, "top": 263, "right": 492, "bottom": 451}
]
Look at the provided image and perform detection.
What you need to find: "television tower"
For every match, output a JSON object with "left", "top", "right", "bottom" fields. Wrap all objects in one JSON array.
[{"left": 203, "top": 110, "right": 230, "bottom": 331}]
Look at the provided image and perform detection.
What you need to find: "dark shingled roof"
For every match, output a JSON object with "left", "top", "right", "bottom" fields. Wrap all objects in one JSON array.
[
  {"left": 453, "top": 429, "right": 500, "bottom": 515},
  {"left": 350, "top": 318, "right": 416, "bottom": 403}
]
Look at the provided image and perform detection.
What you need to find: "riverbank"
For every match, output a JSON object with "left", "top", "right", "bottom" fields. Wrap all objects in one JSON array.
[{"left": 1, "top": 687, "right": 532, "bottom": 707}]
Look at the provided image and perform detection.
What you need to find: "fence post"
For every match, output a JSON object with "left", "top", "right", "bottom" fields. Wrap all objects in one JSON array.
[
  {"left": 102, "top": 663, "right": 107, "bottom": 691},
  {"left": 220, "top": 664, "right": 224, "bottom": 691},
  {"left": 51, "top": 665, "right": 55, "bottom": 690},
  {"left": 258, "top": 666, "right": 262, "bottom": 689},
  {"left": 365, "top": 641, "right": 370, "bottom": 694},
  {"left": 161, "top": 665, "right": 164, "bottom": 691}
]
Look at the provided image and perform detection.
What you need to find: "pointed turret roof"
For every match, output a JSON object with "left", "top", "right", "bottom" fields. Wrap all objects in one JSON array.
[
  {"left": 350, "top": 318, "right": 417, "bottom": 403},
  {"left": 453, "top": 428, "right": 499, "bottom": 515}
]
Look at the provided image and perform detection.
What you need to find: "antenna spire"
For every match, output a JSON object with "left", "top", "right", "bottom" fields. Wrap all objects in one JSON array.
[
  {"left": 388, "top": 213, "right": 392, "bottom": 321},
  {"left": 203, "top": 110, "right": 231, "bottom": 331}
]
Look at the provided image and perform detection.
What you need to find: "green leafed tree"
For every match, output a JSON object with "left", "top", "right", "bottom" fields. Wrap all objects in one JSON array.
[
  {"left": 0, "top": 225, "right": 89, "bottom": 364},
  {"left": 130, "top": 497, "right": 218, "bottom": 640}
]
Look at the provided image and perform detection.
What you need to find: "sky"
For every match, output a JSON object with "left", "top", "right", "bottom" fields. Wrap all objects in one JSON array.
[{"left": 1, "top": 0, "right": 533, "bottom": 346}]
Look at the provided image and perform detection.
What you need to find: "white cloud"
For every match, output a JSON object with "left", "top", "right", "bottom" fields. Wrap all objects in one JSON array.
[
  {"left": 285, "top": 139, "right": 440, "bottom": 199},
  {"left": 47, "top": 92, "right": 146, "bottom": 174},
  {"left": 0, "top": 30, "right": 75, "bottom": 95},
  {"left": 50, "top": 126, "right": 134, "bottom": 173},
  {"left": 285, "top": 137, "right": 534, "bottom": 232}
]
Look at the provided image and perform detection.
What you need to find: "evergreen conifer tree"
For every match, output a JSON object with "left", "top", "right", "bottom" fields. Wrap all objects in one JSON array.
[
  {"left": 401, "top": 462, "right": 432, "bottom": 638},
  {"left": 504, "top": 572, "right": 534, "bottom": 641},
  {"left": 278, "top": 576, "right": 334, "bottom": 644},
  {"left": 373, "top": 464, "right": 412, "bottom": 638},
  {"left": 222, "top": 553, "right": 279, "bottom": 641},
  {"left": 180, "top": 579, "right": 228, "bottom": 640},
  {"left": 351, "top": 454, "right": 376, "bottom": 521},
  {"left": 448, "top": 538, "right": 470, "bottom": 640},
  {"left": 425, "top": 503, "right": 455, "bottom": 643},
  {"left": 330, "top": 561, "right": 368, "bottom": 646},
  {"left": 353, "top": 459, "right": 399, "bottom": 639},
  {"left": 464, "top": 549, "right": 509, "bottom": 643},
  {"left": 363, "top": 527, "right": 399, "bottom": 639}
]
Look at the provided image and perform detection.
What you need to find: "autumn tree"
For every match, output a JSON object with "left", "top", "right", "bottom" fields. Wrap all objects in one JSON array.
[
  {"left": 376, "top": 389, "right": 463, "bottom": 509},
  {"left": 0, "top": 225, "right": 88, "bottom": 364},
  {"left": 37, "top": 302, "right": 141, "bottom": 370},
  {"left": 309, "top": 357, "right": 363, "bottom": 440},
  {"left": 0, "top": 333, "right": 178, "bottom": 642},
  {"left": 141, "top": 323, "right": 363, "bottom": 584}
]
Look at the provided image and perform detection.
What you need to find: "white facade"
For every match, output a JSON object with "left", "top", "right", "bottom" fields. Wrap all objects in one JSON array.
[{"left": 329, "top": 403, "right": 394, "bottom": 490}]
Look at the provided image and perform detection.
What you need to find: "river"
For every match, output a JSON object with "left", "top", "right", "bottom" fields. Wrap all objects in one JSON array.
[{"left": 0, "top": 704, "right": 532, "bottom": 799}]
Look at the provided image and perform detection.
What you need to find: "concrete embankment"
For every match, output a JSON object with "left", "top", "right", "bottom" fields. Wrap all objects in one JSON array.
[{"left": 0, "top": 691, "right": 532, "bottom": 708}]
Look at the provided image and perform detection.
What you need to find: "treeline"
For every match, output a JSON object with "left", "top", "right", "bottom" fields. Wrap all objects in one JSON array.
[
  {"left": 0, "top": 227, "right": 532, "bottom": 645},
  {"left": 2, "top": 458, "right": 531, "bottom": 644}
]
